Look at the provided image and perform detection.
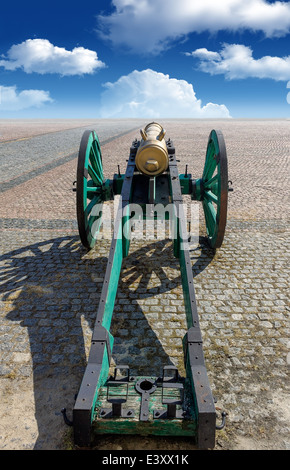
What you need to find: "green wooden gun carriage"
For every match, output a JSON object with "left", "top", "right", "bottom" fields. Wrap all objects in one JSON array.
[{"left": 68, "top": 122, "right": 231, "bottom": 449}]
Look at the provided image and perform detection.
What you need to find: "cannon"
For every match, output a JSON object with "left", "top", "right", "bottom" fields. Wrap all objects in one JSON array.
[{"left": 69, "top": 122, "right": 231, "bottom": 448}]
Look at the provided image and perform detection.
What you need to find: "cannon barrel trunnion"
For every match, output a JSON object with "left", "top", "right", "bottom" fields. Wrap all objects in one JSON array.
[{"left": 69, "top": 122, "right": 232, "bottom": 448}]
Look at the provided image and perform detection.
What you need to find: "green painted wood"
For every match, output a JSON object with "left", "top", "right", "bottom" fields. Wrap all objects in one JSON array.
[
  {"left": 179, "top": 174, "right": 192, "bottom": 194},
  {"left": 101, "top": 219, "right": 123, "bottom": 332},
  {"left": 203, "top": 173, "right": 218, "bottom": 191},
  {"left": 122, "top": 204, "right": 131, "bottom": 258},
  {"left": 93, "top": 376, "right": 197, "bottom": 438},
  {"left": 91, "top": 132, "right": 104, "bottom": 180},
  {"left": 202, "top": 198, "right": 217, "bottom": 239},
  {"left": 88, "top": 163, "right": 103, "bottom": 186},
  {"left": 93, "top": 418, "right": 197, "bottom": 437}
]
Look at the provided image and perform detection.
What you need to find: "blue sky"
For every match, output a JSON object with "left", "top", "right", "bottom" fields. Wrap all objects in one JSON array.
[{"left": 0, "top": 0, "right": 290, "bottom": 118}]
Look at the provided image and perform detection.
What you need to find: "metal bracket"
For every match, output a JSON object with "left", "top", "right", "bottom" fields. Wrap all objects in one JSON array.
[
  {"left": 216, "top": 411, "right": 227, "bottom": 430},
  {"left": 153, "top": 366, "right": 186, "bottom": 419},
  {"left": 99, "top": 366, "right": 135, "bottom": 419},
  {"left": 92, "top": 325, "right": 112, "bottom": 363},
  {"left": 166, "top": 138, "right": 175, "bottom": 155},
  {"left": 135, "top": 378, "right": 157, "bottom": 421}
]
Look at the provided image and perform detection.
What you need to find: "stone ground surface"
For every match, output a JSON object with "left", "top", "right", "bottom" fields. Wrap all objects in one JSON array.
[{"left": 0, "top": 119, "right": 289, "bottom": 451}]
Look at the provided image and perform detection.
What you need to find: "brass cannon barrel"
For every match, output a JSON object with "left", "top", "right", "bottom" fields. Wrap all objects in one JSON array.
[{"left": 135, "top": 122, "right": 168, "bottom": 176}]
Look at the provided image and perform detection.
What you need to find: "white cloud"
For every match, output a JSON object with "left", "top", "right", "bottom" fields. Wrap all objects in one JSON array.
[
  {"left": 97, "top": 0, "right": 290, "bottom": 53},
  {"left": 187, "top": 44, "right": 290, "bottom": 81},
  {"left": 185, "top": 48, "right": 221, "bottom": 61},
  {"left": 0, "top": 85, "right": 53, "bottom": 111},
  {"left": 100, "top": 69, "right": 231, "bottom": 118},
  {"left": 0, "top": 39, "right": 106, "bottom": 76}
]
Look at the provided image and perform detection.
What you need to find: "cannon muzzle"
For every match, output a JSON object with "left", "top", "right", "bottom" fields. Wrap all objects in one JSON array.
[{"left": 135, "top": 122, "right": 168, "bottom": 176}]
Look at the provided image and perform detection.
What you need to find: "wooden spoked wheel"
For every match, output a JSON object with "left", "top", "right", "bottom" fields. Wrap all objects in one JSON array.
[
  {"left": 76, "top": 130, "right": 104, "bottom": 250},
  {"left": 202, "top": 129, "right": 228, "bottom": 249}
]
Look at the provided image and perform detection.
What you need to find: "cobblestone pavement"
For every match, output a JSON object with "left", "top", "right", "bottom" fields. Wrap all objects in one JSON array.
[{"left": 0, "top": 119, "right": 289, "bottom": 450}]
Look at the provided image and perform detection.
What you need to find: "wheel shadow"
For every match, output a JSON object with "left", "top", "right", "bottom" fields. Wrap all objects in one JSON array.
[{"left": 0, "top": 234, "right": 215, "bottom": 449}]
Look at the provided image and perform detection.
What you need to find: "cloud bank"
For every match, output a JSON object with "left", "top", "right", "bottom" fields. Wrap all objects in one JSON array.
[
  {"left": 97, "top": 0, "right": 290, "bottom": 53},
  {"left": 186, "top": 44, "right": 290, "bottom": 81},
  {"left": 0, "top": 85, "right": 53, "bottom": 111},
  {"left": 100, "top": 69, "right": 231, "bottom": 118},
  {"left": 0, "top": 39, "right": 106, "bottom": 76}
]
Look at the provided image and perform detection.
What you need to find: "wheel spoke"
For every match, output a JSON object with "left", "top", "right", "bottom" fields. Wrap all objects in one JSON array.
[
  {"left": 203, "top": 199, "right": 217, "bottom": 238},
  {"left": 86, "top": 186, "right": 102, "bottom": 193},
  {"left": 88, "top": 211, "right": 102, "bottom": 234},
  {"left": 90, "top": 143, "right": 103, "bottom": 180},
  {"left": 87, "top": 201, "right": 103, "bottom": 239},
  {"left": 84, "top": 195, "right": 102, "bottom": 217},
  {"left": 203, "top": 144, "right": 218, "bottom": 181},
  {"left": 204, "top": 190, "right": 218, "bottom": 204},
  {"left": 88, "top": 164, "right": 103, "bottom": 185},
  {"left": 203, "top": 173, "right": 218, "bottom": 189},
  {"left": 203, "top": 157, "right": 217, "bottom": 181}
]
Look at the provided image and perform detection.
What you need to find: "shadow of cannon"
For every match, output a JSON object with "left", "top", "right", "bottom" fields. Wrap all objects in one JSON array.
[{"left": 0, "top": 234, "right": 214, "bottom": 449}]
